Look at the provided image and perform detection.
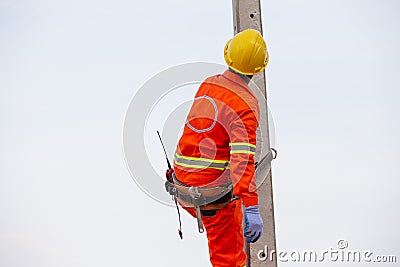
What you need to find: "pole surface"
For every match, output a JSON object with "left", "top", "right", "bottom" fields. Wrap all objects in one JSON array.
[{"left": 231, "top": 1, "right": 277, "bottom": 266}]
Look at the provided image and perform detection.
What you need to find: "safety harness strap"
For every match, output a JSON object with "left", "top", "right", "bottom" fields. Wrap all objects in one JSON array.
[{"left": 165, "top": 175, "right": 236, "bottom": 233}]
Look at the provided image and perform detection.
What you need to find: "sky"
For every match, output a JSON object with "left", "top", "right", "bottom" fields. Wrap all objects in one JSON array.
[{"left": 1, "top": 0, "right": 399, "bottom": 266}]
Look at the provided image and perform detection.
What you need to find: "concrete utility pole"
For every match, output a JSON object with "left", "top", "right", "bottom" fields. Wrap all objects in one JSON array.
[{"left": 231, "top": 1, "right": 277, "bottom": 266}]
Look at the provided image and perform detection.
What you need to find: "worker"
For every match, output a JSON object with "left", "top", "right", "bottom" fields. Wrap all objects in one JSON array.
[{"left": 173, "top": 29, "right": 269, "bottom": 267}]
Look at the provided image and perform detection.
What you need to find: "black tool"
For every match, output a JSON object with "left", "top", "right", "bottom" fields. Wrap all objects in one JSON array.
[{"left": 157, "top": 131, "right": 183, "bottom": 239}]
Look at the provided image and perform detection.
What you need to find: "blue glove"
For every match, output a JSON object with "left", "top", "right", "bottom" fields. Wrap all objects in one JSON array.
[{"left": 244, "top": 205, "right": 263, "bottom": 243}]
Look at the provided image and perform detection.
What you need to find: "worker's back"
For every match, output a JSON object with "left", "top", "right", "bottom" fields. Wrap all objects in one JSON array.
[{"left": 174, "top": 69, "right": 260, "bottom": 194}]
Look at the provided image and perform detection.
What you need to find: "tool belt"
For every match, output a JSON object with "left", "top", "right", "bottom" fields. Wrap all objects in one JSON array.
[{"left": 165, "top": 174, "right": 236, "bottom": 233}]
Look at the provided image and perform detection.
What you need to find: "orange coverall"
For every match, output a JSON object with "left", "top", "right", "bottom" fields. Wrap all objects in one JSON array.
[{"left": 174, "top": 69, "right": 260, "bottom": 267}]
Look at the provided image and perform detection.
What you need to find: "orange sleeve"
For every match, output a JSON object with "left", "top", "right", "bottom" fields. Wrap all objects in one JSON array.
[{"left": 228, "top": 102, "right": 260, "bottom": 207}]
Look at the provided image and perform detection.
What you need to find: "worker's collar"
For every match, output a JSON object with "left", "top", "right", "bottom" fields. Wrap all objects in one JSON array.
[
  {"left": 223, "top": 69, "right": 252, "bottom": 88},
  {"left": 221, "top": 69, "right": 257, "bottom": 100}
]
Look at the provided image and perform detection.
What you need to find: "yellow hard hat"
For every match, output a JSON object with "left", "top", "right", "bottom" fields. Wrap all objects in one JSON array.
[{"left": 224, "top": 29, "right": 269, "bottom": 75}]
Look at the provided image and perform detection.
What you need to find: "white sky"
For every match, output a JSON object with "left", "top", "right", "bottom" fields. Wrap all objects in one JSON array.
[{"left": 1, "top": 0, "right": 399, "bottom": 266}]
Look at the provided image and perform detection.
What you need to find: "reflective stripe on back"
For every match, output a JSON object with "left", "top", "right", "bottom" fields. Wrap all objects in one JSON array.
[{"left": 174, "top": 153, "right": 229, "bottom": 171}]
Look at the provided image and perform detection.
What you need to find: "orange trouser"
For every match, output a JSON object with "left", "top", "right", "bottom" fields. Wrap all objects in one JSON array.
[{"left": 182, "top": 200, "right": 246, "bottom": 267}]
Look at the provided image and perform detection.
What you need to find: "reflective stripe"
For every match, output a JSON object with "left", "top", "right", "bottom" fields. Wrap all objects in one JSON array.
[
  {"left": 229, "top": 142, "right": 256, "bottom": 154},
  {"left": 230, "top": 150, "right": 256, "bottom": 155},
  {"left": 175, "top": 153, "right": 228, "bottom": 163},
  {"left": 230, "top": 142, "right": 256, "bottom": 148},
  {"left": 174, "top": 153, "right": 229, "bottom": 171}
]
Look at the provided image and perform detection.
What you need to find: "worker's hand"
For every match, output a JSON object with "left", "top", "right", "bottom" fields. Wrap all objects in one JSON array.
[{"left": 244, "top": 205, "right": 263, "bottom": 243}]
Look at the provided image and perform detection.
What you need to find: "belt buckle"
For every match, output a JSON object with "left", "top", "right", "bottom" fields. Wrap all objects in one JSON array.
[{"left": 188, "top": 186, "right": 201, "bottom": 200}]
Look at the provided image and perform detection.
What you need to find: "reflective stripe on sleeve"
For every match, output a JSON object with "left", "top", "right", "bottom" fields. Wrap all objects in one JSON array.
[{"left": 229, "top": 142, "right": 256, "bottom": 155}]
